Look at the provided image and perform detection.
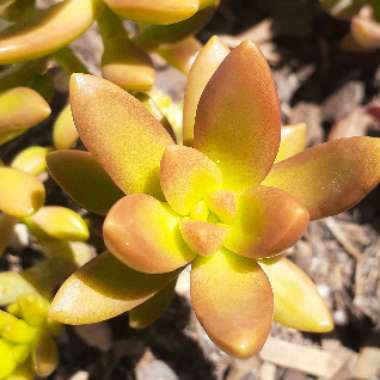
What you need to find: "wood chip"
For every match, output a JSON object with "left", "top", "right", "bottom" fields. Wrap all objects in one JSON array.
[
  {"left": 260, "top": 337, "right": 346, "bottom": 378},
  {"left": 353, "top": 346, "right": 380, "bottom": 380}
]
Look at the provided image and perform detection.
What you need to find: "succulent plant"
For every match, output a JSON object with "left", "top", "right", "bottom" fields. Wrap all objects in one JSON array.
[
  {"left": 0, "top": 158, "right": 92, "bottom": 378},
  {"left": 0, "top": 151, "right": 93, "bottom": 309},
  {"left": 0, "top": 0, "right": 219, "bottom": 149},
  {"left": 46, "top": 37, "right": 380, "bottom": 358},
  {"left": 0, "top": 295, "right": 60, "bottom": 379},
  {"left": 320, "top": 0, "right": 380, "bottom": 50}
]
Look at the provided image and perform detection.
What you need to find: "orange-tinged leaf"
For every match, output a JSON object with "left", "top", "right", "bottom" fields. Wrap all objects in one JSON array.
[
  {"left": 351, "top": 16, "right": 380, "bottom": 50},
  {"left": 11, "top": 146, "right": 49, "bottom": 176},
  {"left": 263, "top": 137, "right": 380, "bottom": 220},
  {"left": 275, "top": 123, "right": 307, "bottom": 163},
  {"left": 193, "top": 41, "right": 281, "bottom": 191},
  {"left": 25, "top": 206, "right": 89, "bottom": 241},
  {"left": 104, "top": 0, "right": 199, "bottom": 25},
  {"left": 49, "top": 252, "right": 179, "bottom": 324},
  {"left": 0, "top": 167, "right": 45, "bottom": 218},
  {"left": 160, "top": 145, "right": 222, "bottom": 215},
  {"left": 260, "top": 257, "right": 333, "bottom": 332},
  {"left": 0, "top": 87, "right": 51, "bottom": 134},
  {"left": 52, "top": 105, "right": 78, "bottom": 150},
  {"left": 158, "top": 37, "right": 202, "bottom": 75},
  {"left": 180, "top": 220, "right": 228, "bottom": 255},
  {"left": 129, "top": 279, "right": 176, "bottom": 329},
  {"left": 47, "top": 150, "right": 123, "bottom": 215},
  {"left": 183, "top": 36, "right": 229, "bottom": 145},
  {"left": 98, "top": 6, "right": 155, "bottom": 92},
  {"left": 0, "top": 0, "right": 100, "bottom": 64},
  {"left": 134, "top": 4, "right": 217, "bottom": 50},
  {"left": 70, "top": 74, "right": 174, "bottom": 197},
  {"left": 191, "top": 249, "right": 273, "bottom": 358},
  {"left": 224, "top": 186, "right": 309, "bottom": 258},
  {"left": 206, "top": 190, "right": 236, "bottom": 223},
  {"left": 104, "top": 194, "right": 196, "bottom": 274}
]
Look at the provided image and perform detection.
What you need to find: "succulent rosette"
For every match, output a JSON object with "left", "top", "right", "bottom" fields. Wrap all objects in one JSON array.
[{"left": 47, "top": 37, "right": 380, "bottom": 358}]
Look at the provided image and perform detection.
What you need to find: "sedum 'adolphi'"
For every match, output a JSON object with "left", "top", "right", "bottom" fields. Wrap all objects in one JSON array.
[{"left": 47, "top": 38, "right": 380, "bottom": 358}]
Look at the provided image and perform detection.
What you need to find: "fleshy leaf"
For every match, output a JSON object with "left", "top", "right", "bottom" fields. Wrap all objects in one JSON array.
[
  {"left": 160, "top": 145, "right": 222, "bottom": 215},
  {"left": 183, "top": 35, "right": 229, "bottom": 145},
  {"left": 11, "top": 146, "right": 49, "bottom": 176},
  {"left": 52, "top": 105, "right": 78, "bottom": 150},
  {"left": 104, "top": 0, "right": 199, "bottom": 25},
  {"left": 351, "top": 16, "right": 380, "bottom": 50},
  {"left": 0, "top": 340, "right": 16, "bottom": 378},
  {"left": 206, "top": 190, "right": 237, "bottom": 224},
  {"left": 70, "top": 74, "right": 174, "bottom": 197},
  {"left": 180, "top": 220, "right": 229, "bottom": 256},
  {"left": 0, "top": 87, "right": 51, "bottom": 135},
  {"left": 104, "top": 194, "right": 195, "bottom": 273},
  {"left": 275, "top": 123, "right": 307, "bottom": 163},
  {"left": 193, "top": 41, "right": 281, "bottom": 191},
  {"left": 260, "top": 257, "right": 333, "bottom": 332},
  {"left": 0, "top": 168, "right": 45, "bottom": 218},
  {"left": 263, "top": 137, "right": 380, "bottom": 220},
  {"left": 134, "top": 4, "right": 218, "bottom": 50},
  {"left": 49, "top": 252, "right": 179, "bottom": 324},
  {"left": 191, "top": 249, "right": 273, "bottom": 358},
  {"left": 47, "top": 150, "right": 123, "bottom": 215},
  {"left": 224, "top": 186, "right": 309, "bottom": 258},
  {"left": 158, "top": 37, "right": 202, "bottom": 75},
  {"left": 0, "top": 242, "right": 93, "bottom": 306},
  {"left": 0, "top": 0, "right": 100, "bottom": 64},
  {"left": 129, "top": 279, "right": 176, "bottom": 329},
  {"left": 25, "top": 206, "right": 89, "bottom": 241},
  {"left": 32, "top": 334, "right": 58, "bottom": 377},
  {"left": 6, "top": 360, "right": 34, "bottom": 380},
  {"left": 99, "top": 6, "right": 155, "bottom": 92},
  {"left": 32, "top": 333, "right": 58, "bottom": 377}
]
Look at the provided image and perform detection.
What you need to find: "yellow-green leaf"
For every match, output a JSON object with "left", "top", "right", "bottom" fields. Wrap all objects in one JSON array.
[
  {"left": 104, "top": 0, "right": 199, "bottom": 25},
  {"left": 11, "top": 146, "right": 49, "bottom": 176},
  {"left": 0, "top": 87, "right": 51, "bottom": 135},
  {"left": 0, "top": 167, "right": 45, "bottom": 218},
  {"left": 134, "top": 3, "right": 218, "bottom": 50},
  {"left": 0, "top": 0, "right": 101, "bottom": 64},
  {"left": 25, "top": 206, "right": 89, "bottom": 241},
  {"left": 260, "top": 257, "right": 333, "bottom": 332},
  {"left": 98, "top": 6, "right": 155, "bottom": 92},
  {"left": 52, "top": 105, "right": 78, "bottom": 150},
  {"left": 158, "top": 37, "right": 202, "bottom": 75}
]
